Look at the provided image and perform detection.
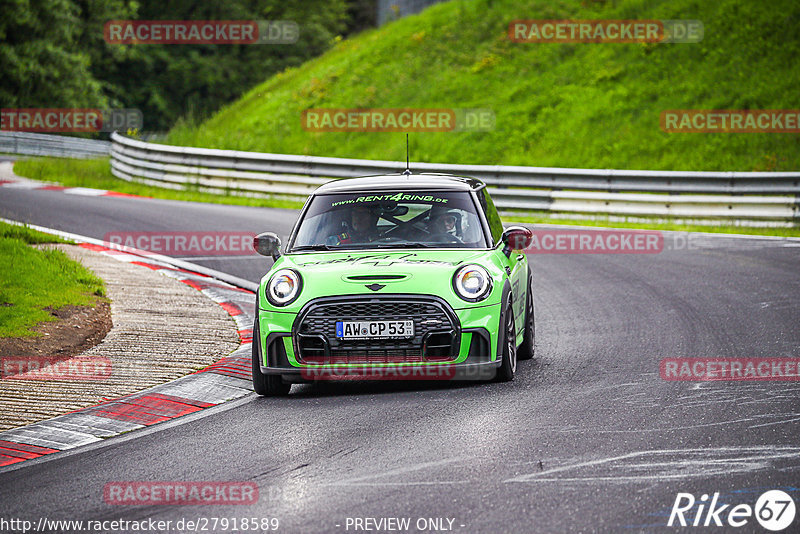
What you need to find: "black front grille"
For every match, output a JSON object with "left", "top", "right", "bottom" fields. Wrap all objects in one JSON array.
[
  {"left": 306, "top": 301, "right": 437, "bottom": 319},
  {"left": 294, "top": 296, "right": 459, "bottom": 363}
]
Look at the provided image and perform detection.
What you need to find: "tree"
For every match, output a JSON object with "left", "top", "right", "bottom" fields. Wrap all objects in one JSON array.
[
  {"left": 1, "top": 0, "right": 354, "bottom": 132},
  {"left": 0, "top": 0, "right": 107, "bottom": 108}
]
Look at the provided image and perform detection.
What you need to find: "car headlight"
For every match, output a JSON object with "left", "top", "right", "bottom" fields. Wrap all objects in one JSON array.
[
  {"left": 266, "top": 269, "right": 302, "bottom": 306},
  {"left": 452, "top": 264, "right": 492, "bottom": 302}
]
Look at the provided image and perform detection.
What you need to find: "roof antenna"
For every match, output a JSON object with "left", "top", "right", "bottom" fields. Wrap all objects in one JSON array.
[{"left": 402, "top": 133, "right": 411, "bottom": 175}]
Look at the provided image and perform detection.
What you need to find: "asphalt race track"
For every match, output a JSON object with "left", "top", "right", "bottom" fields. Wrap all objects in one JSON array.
[{"left": 1, "top": 188, "right": 799, "bottom": 533}]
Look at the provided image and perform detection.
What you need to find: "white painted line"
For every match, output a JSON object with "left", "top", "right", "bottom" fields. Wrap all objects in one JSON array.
[
  {"left": 550, "top": 417, "right": 757, "bottom": 433},
  {"left": 326, "top": 457, "right": 466, "bottom": 486},
  {"left": 153, "top": 374, "right": 252, "bottom": 405},
  {"left": 504, "top": 446, "right": 800, "bottom": 483},
  {"left": 0, "top": 425, "right": 102, "bottom": 450},
  {"left": 2, "top": 181, "right": 41, "bottom": 189},
  {"left": 43, "top": 414, "right": 144, "bottom": 437},
  {"left": 325, "top": 481, "right": 471, "bottom": 486},
  {"left": 749, "top": 416, "right": 800, "bottom": 429},
  {"left": 62, "top": 187, "right": 108, "bottom": 196}
]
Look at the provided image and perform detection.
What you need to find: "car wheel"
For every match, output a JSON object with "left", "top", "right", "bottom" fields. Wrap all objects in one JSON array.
[
  {"left": 518, "top": 277, "right": 535, "bottom": 361},
  {"left": 252, "top": 320, "right": 291, "bottom": 396},
  {"left": 495, "top": 298, "right": 517, "bottom": 382}
]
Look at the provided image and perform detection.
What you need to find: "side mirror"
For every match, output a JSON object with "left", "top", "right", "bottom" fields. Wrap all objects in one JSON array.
[
  {"left": 501, "top": 226, "right": 533, "bottom": 257},
  {"left": 253, "top": 232, "right": 282, "bottom": 260}
]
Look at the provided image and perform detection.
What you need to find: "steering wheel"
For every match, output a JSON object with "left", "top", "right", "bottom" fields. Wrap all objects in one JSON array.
[{"left": 428, "top": 233, "right": 462, "bottom": 244}]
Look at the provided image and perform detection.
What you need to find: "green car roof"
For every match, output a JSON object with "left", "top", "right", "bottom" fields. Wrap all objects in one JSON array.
[{"left": 313, "top": 173, "right": 485, "bottom": 194}]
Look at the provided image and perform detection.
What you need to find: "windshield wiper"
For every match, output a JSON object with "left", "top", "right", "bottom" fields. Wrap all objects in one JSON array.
[
  {"left": 371, "top": 242, "right": 437, "bottom": 248},
  {"left": 291, "top": 244, "right": 335, "bottom": 251}
]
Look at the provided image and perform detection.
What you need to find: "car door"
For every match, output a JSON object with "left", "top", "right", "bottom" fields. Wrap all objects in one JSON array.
[
  {"left": 478, "top": 189, "right": 527, "bottom": 337},
  {"left": 506, "top": 242, "right": 527, "bottom": 334}
]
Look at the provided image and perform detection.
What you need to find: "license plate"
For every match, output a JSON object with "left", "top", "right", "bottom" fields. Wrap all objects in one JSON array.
[{"left": 336, "top": 320, "right": 414, "bottom": 339}]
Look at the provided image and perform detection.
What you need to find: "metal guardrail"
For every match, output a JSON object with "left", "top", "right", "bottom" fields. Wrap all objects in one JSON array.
[
  {"left": 0, "top": 132, "right": 110, "bottom": 158},
  {"left": 108, "top": 132, "right": 799, "bottom": 222},
  {"left": 377, "top": 0, "right": 446, "bottom": 25}
]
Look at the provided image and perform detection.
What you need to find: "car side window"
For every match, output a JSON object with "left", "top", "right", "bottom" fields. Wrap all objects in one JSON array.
[{"left": 479, "top": 190, "right": 504, "bottom": 245}]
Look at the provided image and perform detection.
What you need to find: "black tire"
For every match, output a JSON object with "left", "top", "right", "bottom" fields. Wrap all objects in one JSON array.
[
  {"left": 518, "top": 276, "right": 535, "bottom": 361},
  {"left": 252, "top": 320, "right": 291, "bottom": 396},
  {"left": 495, "top": 297, "right": 517, "bottom": 382}
]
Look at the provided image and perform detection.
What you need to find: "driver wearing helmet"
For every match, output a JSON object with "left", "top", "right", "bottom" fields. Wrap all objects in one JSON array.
[
  {"left": 428, "top": 208, "right": 462, "bottom": 242},
  {"left": 349, "top": 206, "right": 380, "bottom": 242},
  {"left": 328, "top": 206, "right": 381, "bottom": 245},
  {"left": 431, "top": 209, "right": 459, "bottom": 236}
]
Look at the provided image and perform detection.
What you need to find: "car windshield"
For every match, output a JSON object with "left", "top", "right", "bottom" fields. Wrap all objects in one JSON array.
[{"left": 290, "top": 191, "right": 488, "bottom": 250}]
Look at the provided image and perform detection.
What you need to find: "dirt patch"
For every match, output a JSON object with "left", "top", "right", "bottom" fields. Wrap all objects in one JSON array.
[{"left": 0, "top": 299, "right": 112, "bottom": 376}]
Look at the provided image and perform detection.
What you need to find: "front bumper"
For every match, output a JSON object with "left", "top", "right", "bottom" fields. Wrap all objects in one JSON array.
[{"left": 257, "top": 294, "right": 501, "bottom": 382}]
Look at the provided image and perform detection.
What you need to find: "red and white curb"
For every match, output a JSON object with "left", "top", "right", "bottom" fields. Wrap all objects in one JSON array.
[
  {"left": 0, "top": 173, "right": 147, "bottom": 199},
  {"left": 0, "top": 222, "right": 258, "bottom": 470}
]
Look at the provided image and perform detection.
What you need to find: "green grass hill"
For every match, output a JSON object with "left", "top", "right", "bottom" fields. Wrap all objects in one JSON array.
[{"left": 165, "top": 0, "right": 799, "bottom": 171}]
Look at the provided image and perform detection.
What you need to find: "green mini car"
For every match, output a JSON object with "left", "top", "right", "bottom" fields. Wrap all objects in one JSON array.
[{"left": 251, "top": 173, "right": 535, "bottom": 395}]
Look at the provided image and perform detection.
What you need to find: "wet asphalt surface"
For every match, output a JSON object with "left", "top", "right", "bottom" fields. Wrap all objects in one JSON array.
[{"left": 1, "top": 187, "right": 799, "bottom": 533}]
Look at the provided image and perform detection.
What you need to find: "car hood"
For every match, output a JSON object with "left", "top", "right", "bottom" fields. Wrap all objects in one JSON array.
[{"left": 262, "top": 249, "right": 502, "bottom": 311}]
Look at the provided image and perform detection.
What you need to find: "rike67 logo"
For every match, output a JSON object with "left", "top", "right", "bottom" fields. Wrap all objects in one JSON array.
[{"left": 668, "top": 490, "right": 796, "bottom": 531}]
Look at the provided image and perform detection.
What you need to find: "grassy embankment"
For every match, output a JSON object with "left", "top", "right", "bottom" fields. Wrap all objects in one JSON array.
[
  {"left": 167, "top": 0, "right": 799, "bottom": 171},
  {"left": 0, "top": 222, "right": 106, "bottom": 337}
]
